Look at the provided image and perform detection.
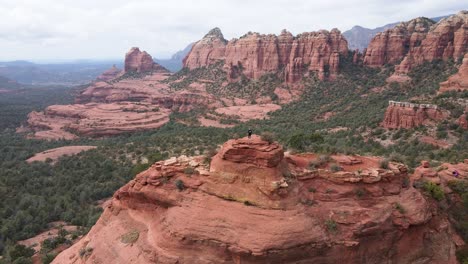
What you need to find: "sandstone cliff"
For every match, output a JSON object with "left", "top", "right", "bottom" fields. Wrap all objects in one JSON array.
[
  {"left": 364, "top": 11, "right": 468, "bottom": 74},
  {"left": 125, "top": 47, "right": 168, "bottom": 73},
  {"left": 440, "top": 53, "right": 468, "bottom": 92},
  {"left": 183, "top": 28, "right": 348, "bottom": 82},
  {"left": 363, "top": 17, "right": 434, "bottom": 67},
  {"left": 381, "top": 101, "right": 449, "bottom": 129},
  {"left": 52, "top": 136, "right": 459, "bottom": 263}
]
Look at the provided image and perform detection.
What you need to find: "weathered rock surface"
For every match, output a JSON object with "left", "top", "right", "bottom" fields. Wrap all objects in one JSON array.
[
  {"left": 184, "top": 28, "right": 348, "bottom": 81},
  {"left": 363, "top": 17, "right": 434, "bottom": 67},
  {"left": 53, "top": 137, "right": 460, "bottom": 264},
  {"left": 124, "top": 47, "right": 168, "bottom": 73},
  {"left": 182, "top": 28, "right": 227, "bottom": 69},
  {"left": 96, "top": 65, "right": 123, "bottom": 82},
  {"left": 381, "top": 101, "right": 449, "bottom": 129},
  {"left": 364, "top": 11, "right": 468, "bottom": 75},
  {"left": 459, "top": 113, "right": 468, "bottom": 129},
  {"left": 27, "top": 102, "right": 171, "bottom": 138},
  {"left": 26, "top": 146, "right": 97, "bottom": 164},
  {"left": 440, "top": 53, "right": 468, "bottom": 92}
]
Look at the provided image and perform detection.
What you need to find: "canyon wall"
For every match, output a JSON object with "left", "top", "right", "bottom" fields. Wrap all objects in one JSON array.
[
  {"left": 364, "top": 11, "right": 468, "bottom": 74},
  {"left": 183, "top": 28, "right": 348, "bottom": 82}
]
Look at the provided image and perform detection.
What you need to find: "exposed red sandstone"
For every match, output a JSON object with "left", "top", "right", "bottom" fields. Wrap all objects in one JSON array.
[
  {"left": 96, "top": 65, "right": 122, "bottom": 82},
  {"left": 397, "top": 11, "right": 468, "bottom": 73},
  {"left": 27, "top": 102, "right": 171, "bottom": 138},
  {"left": 440, "top": 53, "right": 468, "bottom": 92},
  {"left": 459, "top": 113, "right": 468, "bottom": 129},
  {"left": 364, "top": 11, "right": 468, "bottom": 75},
  {"left": 125, "top": 47, "right": 168, "bottom": 73},
  {"left": 381, "top": 101, "right": 449, "bottom": 129},
  {"left": 182, "top": 28, "right": 227, "bottom": 69},
  {"left": 363, "top": 17, "right": 434, "bottom": 67},
  {"left": 26, "top": 146, "right": 97, "bottom": 164},
  {"left": 183, "top": 28, "right": 348, "bottom": 82},
  {"left": 53, "top": 137, "right": 460, "bottom": 263}
]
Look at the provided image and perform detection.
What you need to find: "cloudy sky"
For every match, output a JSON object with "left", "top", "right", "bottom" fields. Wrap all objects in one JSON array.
[{"left": 0, "top": 0, "right": 465, "bottom": 62}]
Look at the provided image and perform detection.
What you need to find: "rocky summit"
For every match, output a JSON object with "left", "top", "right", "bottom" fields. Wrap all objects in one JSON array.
[
  {"left": 52, "top": 136, "right": 460, "bottom": 263},
  {"left": 124, "top": 47, "right": 169, "bottom": 73}
]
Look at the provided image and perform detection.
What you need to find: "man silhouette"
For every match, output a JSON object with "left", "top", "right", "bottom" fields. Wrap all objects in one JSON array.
[{"left": 248, "top": 129, "right": 253, "bottom": 139}]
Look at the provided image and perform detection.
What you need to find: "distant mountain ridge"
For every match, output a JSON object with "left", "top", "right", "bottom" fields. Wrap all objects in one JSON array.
[
  {"left": 154, "top": 43, "right": 194, "bottom": 72},
  {"left": 343, "top": 15, "right": 450, "bottom": 51}
]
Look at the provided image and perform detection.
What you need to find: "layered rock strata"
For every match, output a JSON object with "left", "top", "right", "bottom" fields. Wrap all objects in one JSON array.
[
  {"left": 53, "top": 137, "right": 460, "bottom": 264},
  {"left": 440, "top": 53, "right": 468, "bottom": 92},
  {"left": 381, "top": 101, "right": 449, "bottom": 128},
  {"left": 183, "top": 28, "right": 348, "bottom": 82},
  {"left": 364, "top": 11, "right": 468, "bottom": 75}
]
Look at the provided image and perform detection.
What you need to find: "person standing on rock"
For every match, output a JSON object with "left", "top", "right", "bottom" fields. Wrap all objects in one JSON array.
[
  {"left": 248, "top": 129, "right": 253, "bottom": 139},
  {"left": 453, "top": 170, "right": 460, "bottom": 178}
]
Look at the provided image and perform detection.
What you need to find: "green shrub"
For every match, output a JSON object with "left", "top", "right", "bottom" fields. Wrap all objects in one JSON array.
[
  {"left": 354, "top": 188, "right": 366, "bottom": 198},
  {"left": 456, "top": 245, "right": 468, "bottom": 264},
  {"left": 260, "top": 132, "right": 275, "bottom": 144},
  {"left": 325, "top": 219, "right": 338, "bottom": 233},
  {"left": 330, "top": 163, "right": 342, "bottom": 172},
  {"left": 183, "top": 167, "right": 195, "bottom": 175},
  {"left": 379, "top": 159, "right": 389, "bottom": 169},
  {"left": 394, "top": 203, "right": 406, "bottom": 214},
  {"left": 79, "top": 247, "right": 93, "bottom": 259},
  {"left": 423, "top": 181, "right": 445, "bottom": 201},
  {"left": 175, "top": 179, "right": 185, "bottom": 191},
  {"left": 121, "top": 230, "right": 139, "bottom": 244}
]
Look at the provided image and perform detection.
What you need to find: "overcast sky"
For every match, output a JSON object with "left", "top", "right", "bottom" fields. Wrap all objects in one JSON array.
[{"left": 0, "top": 0, "right": 465, "bottom": 62}]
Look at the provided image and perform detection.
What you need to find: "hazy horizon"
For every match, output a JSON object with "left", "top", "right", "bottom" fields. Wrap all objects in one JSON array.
[{"left": 0, "top": 0, "right": 465, "bottom": 62}]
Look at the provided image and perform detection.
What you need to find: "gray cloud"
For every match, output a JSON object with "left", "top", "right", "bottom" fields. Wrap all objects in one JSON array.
[{"left": 0, "top": 0, "right": 465, "bottom": 61}]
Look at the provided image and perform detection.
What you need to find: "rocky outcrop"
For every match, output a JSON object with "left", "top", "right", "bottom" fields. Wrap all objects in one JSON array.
[
  {"left": 459, "top": 113, "right": 468, "bottom": 129},
  {"left": 182, "top": 28, "right": 227, "bottom": 69},
  {"left": 124, "top": 47, "right": 168, "bottom": 73},
  {"left": 363, "top": 17, "right": 435, "bottom": 67},
  {"left": 381, "top": 101, "right": 449, "bottom": 129},
  {"left": 440, "top": 53, "right": 468, "bottom": 92},
  {"left": 364, "top": 11, "right": 468, "bottom": 74},
  {"left": 398, "top": 11, "right": 468, "bottom": 73},
  {"left": 183, "top": 28, "right": 348, "bottom": 82},
  {"left": 53, "top": 137, "right": 460, "bottom": 264},
  {"left": 214, "top": 136, "right": 283, "bottom": 167},
  {"left": 96, "top": 65, "right": 122, "bottom": 82},
  {"left": 27, "top": 102, "right": 171, "bottom": 138}
]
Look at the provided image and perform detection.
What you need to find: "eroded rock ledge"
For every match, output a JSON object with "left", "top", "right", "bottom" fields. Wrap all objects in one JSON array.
[{"left": 52, "top": 137, "right": 460, "bottom": 263}]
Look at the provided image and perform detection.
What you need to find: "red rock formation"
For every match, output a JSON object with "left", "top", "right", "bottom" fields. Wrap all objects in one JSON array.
[
  {"left": 381, "top": 101, "right": 449, "bottom": 129},
  {"left": 403, "top": 11, "right": 468, "bottom": 72},
  {"left": 96, "top": 65, "right": 122, "bottom": 82},
  {"left": 53, "top": 137, "right": 459, "bottom": 263},
  {"left": 459, "top": 113, "right": 468, "bottom": 129},
  {"left": 363, "top": 17, "right": 435, "bottom": 67},
  {"left": 364, "top": 11, "right": 468, "bottom": 74},
  {"left": 214, "top": 136, "right": 283, "bottom": 167},
  {"left": 182, "top": 28, "right": 227, "bottom": 69},
  {"left": 183, "top": 28, "right": 348, "bottom": 82},
  {"left": 27, "top": 102, "right": 171, "bottom": 138},
  {"left": 440, "top": 53, "right": 468, "bottom": 92},
  {"left": 124, "top": 47, "right": 168, "bottom": 73}
]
